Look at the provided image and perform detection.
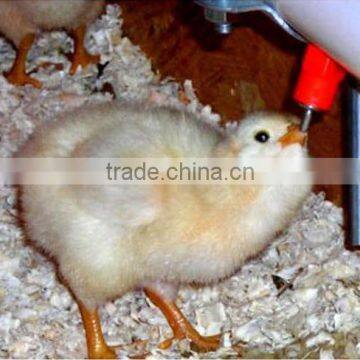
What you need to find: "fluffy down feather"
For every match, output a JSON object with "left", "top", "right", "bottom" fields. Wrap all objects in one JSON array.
[{"left": 18, "top": 102, "right": 311, "bottom": 308}]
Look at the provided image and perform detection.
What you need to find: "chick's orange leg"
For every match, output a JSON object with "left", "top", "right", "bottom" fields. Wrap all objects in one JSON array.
[
  {"left": 144, "top": 288, "right": 221, "bottom": 352},
  {"left": 77, "top": 302, "right": 117, "bottom": 359},
  {"left": 69, "top": 25, "right": 100, "bottom": 75},
  {"left": 5, "top": 33, "right": 41, "bottom": 88}
]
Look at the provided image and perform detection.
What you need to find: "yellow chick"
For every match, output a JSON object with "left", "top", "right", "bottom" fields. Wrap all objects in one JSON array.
[
  {"left": 0, "top": 0, "right": 104, "bottom": 88},
  {"left": 18, "top": 103, "right": 311, "bottom": 358}
]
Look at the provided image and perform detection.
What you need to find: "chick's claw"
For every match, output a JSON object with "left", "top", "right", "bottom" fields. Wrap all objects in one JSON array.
[
  {"left": 89, "top": 345, "right": 117, "bottom": 360},
  {"left": 144, "top": 288, "right": 221, "bottom": 353},
  {"left": 5, "top": 70, "right": 42, "bottom": 89},
  {"left": 158, "top": 337, "right": 174, "bottom": 350},
  {"left": 158, "top": 333, "right": 221, "bottom": 352},
  {"left": 69, "top": 25, "right": 101, "bottom": 75},
  {"left": 70, "top": 51, "right": 100, "bottom": 76},
  {"left": 189, "top": 333, "right": 221, "bottom": 353}
]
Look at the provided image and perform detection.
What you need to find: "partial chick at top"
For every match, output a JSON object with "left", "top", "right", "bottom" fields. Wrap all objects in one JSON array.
[
  {"left": 18, "top": 103, "right": 312, "bottom": 358},
  {"left": 0, "top": 0, "right": 104, "bottom": 88}
]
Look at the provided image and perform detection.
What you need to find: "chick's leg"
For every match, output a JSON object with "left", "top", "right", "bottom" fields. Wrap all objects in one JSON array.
[
  {"left": 77, "top": 302, "right": 117, "bottom": 359},
  {"left": 5, "top": 33, "right": 41, "bottom": 88},
  {"left": 144, "top": 288, "right": 221, "bottom": 352},
  {"left": 69, "top": 25, "right": 100, "bottom": 75}
]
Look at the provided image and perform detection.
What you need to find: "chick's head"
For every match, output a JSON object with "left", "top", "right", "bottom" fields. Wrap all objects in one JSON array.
[{"left": 231, "top": 112, "right": 308, "bottom": 163}]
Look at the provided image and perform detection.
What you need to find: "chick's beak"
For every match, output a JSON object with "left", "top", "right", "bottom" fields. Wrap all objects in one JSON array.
[{"left": 279, "top": 125, "right": 307, "bottom": 148}]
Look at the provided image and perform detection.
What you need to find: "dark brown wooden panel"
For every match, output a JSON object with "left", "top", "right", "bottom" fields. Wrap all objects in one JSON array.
[{"left": 118, "top": 0, "right": 345, "bottom": 205}]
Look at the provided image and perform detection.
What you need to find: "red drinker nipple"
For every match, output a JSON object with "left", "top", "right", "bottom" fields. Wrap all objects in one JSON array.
[{"left": 294, "top": 44, "right": 346, "bottom": 112}]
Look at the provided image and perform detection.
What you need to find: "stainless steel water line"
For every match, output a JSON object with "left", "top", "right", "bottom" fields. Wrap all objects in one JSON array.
[{"left": 349, "top": 88, "right": 360, "bottom": 247}]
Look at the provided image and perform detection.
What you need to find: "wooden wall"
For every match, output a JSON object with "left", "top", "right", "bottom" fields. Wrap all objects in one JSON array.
[{"left": 119, "top": 0, "right": 346, "bottom": 205}]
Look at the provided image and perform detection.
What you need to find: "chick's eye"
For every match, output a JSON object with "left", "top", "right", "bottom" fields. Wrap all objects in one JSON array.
[{"left": 254, "top": 130, "right": 270, "bottom": 143}]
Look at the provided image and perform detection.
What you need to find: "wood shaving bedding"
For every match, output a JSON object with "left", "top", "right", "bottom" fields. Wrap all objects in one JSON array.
[{"left": 0, "top": 5, "right": 359, "bottom": 359}]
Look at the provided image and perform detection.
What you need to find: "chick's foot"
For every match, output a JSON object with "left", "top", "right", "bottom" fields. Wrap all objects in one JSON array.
[
  {"left": 144, "top": 288, "right": 221, "bottom": 353},
  {"left": 89, "top": 346, "right": 117, "bottom": 360},
  {"left": 159, "top": 333, "right": 221, "bottom": 352},
  {"left": 186, "top": 333, "right": 221, "bottom": 353},
  {"left": 69, "top": 25, "right": 100, "bottom": 75},
  {"left": 77, "top": 302, "right": 117, "bottom": 359},
  {"left": 5, "top": 70, "right": 42, "bottom": 89},
  {"left": 5, "top": 33, "right": 41, "bottom": 88}
]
